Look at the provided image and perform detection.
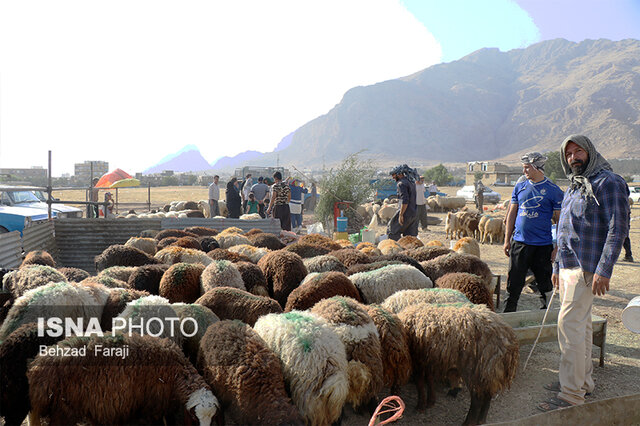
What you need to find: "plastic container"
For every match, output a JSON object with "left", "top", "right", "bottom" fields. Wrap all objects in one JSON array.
[
  {"left": 361, "top": 228, "right": 376, "bottom": 244},
  {"left": 621, "top": 296, "right": 640, "bottom": 334},
  {"left": 334, "top": 231, "right": 348, "bottom": 241},
  {"left": 336, "top": 216, "right": 348, "bottom": 232}
]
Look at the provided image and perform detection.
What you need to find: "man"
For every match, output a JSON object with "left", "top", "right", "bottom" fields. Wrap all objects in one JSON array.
[
  {"left": 415, "top": 176, "right": 429, "bottom": 231},
  {"left": 503, "top": 152, "right": 564, "bottom": 312},
  {"left": 537, "top": 135, "right": 629, "bottom": 412},
  {"left": 208, "top": 175, "right": 220, "bottom": 218},
  {"left": 428, "top": 181, "right": 438, "bottom": 197},
  {"left": 387, "top": 164, "right": 418, "bottom": 241},
  {"left": 288, "top": 179, "right": 307, "bottom": 233},
  {"left": 241, "top": 174, "right": 253, "bottom": 211},
  {"left": 266, "top": 171, "right": 291, "bottom": 231},
  {"left": 89, "top": 177, "right": 100, "bottom": 218},
  {"left": 250, "top": 177, "right": 269, "bottom": 218},
  {"left": 474, "top": 180, "right": 485, "bottom": 211}
]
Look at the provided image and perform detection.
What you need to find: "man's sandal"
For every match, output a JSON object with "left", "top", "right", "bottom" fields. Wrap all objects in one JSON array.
[
  {"left": 543, "top": 381, "right": 591, "bottom": 396},
  {"left": 537, "top": 396, "right": 573, "bottom": 412}
]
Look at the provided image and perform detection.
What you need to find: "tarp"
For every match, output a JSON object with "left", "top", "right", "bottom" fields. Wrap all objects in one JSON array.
[
  {"left": 95, "top": 169, "right": 134, "bottom": 188},
  {"left": 109, "top": 178, "right": 140, "bottom": 188}
]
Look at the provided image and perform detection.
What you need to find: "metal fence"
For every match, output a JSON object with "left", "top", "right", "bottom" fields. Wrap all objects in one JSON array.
[
  {"left": 22, "top": 220, "right": 57, "bottom": 257},
  {"left": 0, "top": 231, "right": 22, "bottom": 268}
]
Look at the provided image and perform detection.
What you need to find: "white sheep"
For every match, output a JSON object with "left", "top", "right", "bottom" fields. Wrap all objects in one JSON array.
[{"left": 349, "top": 264, "right": 433, "bottom": 304}]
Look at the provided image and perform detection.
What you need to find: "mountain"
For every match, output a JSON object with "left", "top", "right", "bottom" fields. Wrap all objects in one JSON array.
[
  {"left": 253, "top": 38, "right": 640, "bottom": 168},
  {"left": 210, "top": 150, "right": 265, "bottom": 171},
  {"left": 143, "top": 145, "right": 212, "bottom": 174}
]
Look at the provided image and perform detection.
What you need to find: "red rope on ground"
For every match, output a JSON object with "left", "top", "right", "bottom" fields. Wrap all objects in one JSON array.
[{"left": 368, "top": 395, "right": 406, "bottom": 426}]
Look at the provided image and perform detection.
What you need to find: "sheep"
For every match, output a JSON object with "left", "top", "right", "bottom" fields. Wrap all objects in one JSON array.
[
  {"left": 100, "top": 287, "right": 151, "bottom": 331},
  {"left": 303, "top": 255, "right": 347, "bottom": 274},
  {"left": 234, "top": 261, "right": 269, "bottom": 296},
  {"left": 158, "top": 236, "right": 180, "bottom": 249},
  {"left": 0, "top": 281, "right": 110, "bottom": 342},
  {"left": 27, "top": 333, "right": 219, "bottom": 426},
  {"left": 420, "top": 252, "right": 493, "bottom": 289},
  {"left": 434, "top": 195, "right": 466, "bottom": 211},
  {"left": 397, "top": 235, "right": 424, "bottom": 250},
  {"left": 457, "top": 211, "right": 481, "bottom": 239},
  {"left": 349, "top": 264, "right": 433, "bottom": 304},
  {"left": 185, "top": 226, "right": 218, "bottom": 236},
  {"left": 218, "top": 200, "right": 228, "bottom": 217},
  {"left": 207, "top": 248, "right": 252, "bottom": 263},
  {"left": 217, "top": 226, "right": 244, "bottom": 236},
  {"left": 155, "top": 228, "right": 198, "bottom": 241},
  {"left": 216, "top": 233, "right": 251, "bottom": 249},
  {"left": 363, "top": 304, "right": 412, "bottom": 394},
  {"left": 198, "top": 199, "right": 211, "bottom": 217},
  {"left": 171, "top": 302, "right": 220, "bottom": 363},
  {"left": 310, "top": 296, "right": 383, "bottom": 411},
  {"left": 374, "top": 253, "right": 428, "bottom": 277},
  {"left": 248, "top": 232, "right": 285, "bottom": 250},
  {"left": 426, "top": 240, "right": 445, "bottom": 247},
  {"left": 124, "top": 237, "right": 157, "bottom": 255},
  {"left": 298, "top": 234, "right": 343, "bottom": 251},
  {"left": 335, "top": 239, "right": 355, "bottom": 249},
  {"left": 116, "top": 295, "right": 184, "bottom": 347},
  {"left": 347, "top": 260, "right": 403, "bottom": 276},
  {"left": 0, "top": 322, "right": 62, "bottom": 426},
  {"left": 170, "top": 236, "right": 203, "bottom": 250},
  {"left": 445, "top": 211, "right": 459, "bottom": 239},
  {"left": 253, "top": 311, "right": 349, "bottom": 426},
  {"left": 228, "top": 244, "right": 269, "bottom": 263},
  {"left": 406, "top": 246, "right": 453, "bottom": 262},
  {"left": 57, "top": 267, "right": 90, "bottom": 282},
  {"left": 197, "top": 320, "right": 303, "bottom": 425},
  {"left": 195, "top": 287, "right": 281, "bottom": 326},
  {"left": 257, "top": 250, "right": 308, "bottom": 308},
  {"left": 201, "top": 260, "right": 246, "bottom": 294},
  {"left": 2, "top": 265, "right": 67, "bottom": 298},
  {"left": 19, "top": 250, "right": 56, "bottom": 268},
  {"left": 398, "top": 303, "right": 519, "bottom": 425},
  {"left": 159, "top": 262, "right": 206, "bottom": 303},
  {"left": 198, "top": 236, "right": 221, "bottom": 252},
  {"left": 378, "top": 239, "right": 404, "bottom": 255},
  {"left": 284, "top": 242, "right": 331, "bottom": 258},
  {"left": 240, "top": 213, "right": 261, "bottom": 220},
  {"left": 358, "top": 245, "right": 382, "bottom": 256},
  {"left": 436, "top": 272, "right": 494, "bottom": 311},
  {"left": 139, "top": 229, "right": 160, "bottom": 238},
  {"left": 381, "top": 288, "right": 471, "bottom": 314},
  {"left": 329, "top": 248, "right": 372, "bottom": 268},
  {"left": 97, "top": 265, "right": 138, "bottom": 283},
  {"left": 127, "top": 264, "right": 169, "bottom": 295},
  {"left": 453, "top": 237, "right": 481, "bottom": 258},
  {"left": 376, "top": 203, "right": 397, "bottom": 225},
  {"left": 285, "top": 271, "right": 362, "bottom": 312},
  {"left": 482, "top": 217, "right": 504, "bottom": 244},
  {"left": 155, "top": 246, "right": 213, "bottom": 266},
  {"left": 95, "top": 245, "right": 162, "bottom": 271}
]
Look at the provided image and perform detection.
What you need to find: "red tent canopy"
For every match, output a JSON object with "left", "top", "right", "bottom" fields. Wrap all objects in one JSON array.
[{"left": 95, "top": 169, "right": 134, "bottom": 188}]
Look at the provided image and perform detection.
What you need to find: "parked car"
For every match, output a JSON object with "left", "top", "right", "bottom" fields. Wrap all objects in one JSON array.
[
  {"left": 630, "top": 186, "right": 640, "bottom": 203},
  {"left": 0, "top": 187, "right": 83, "bottom": 218},
  {"left": 456, "top": 185, "right": 501, "bottom": 204},
  {"left": 0, "top": 205, "right": 52, "bottom": 235}
]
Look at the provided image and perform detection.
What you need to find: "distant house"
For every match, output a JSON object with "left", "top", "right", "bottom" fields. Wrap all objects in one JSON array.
[{"left": 465, "top": 162, "right": 522, "bottom": 186}]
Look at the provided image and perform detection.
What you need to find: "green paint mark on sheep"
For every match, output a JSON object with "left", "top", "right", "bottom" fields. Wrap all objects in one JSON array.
[
  {"left": 284, "top": 312, "right": 314, "bottom": 353},
  {"left": 371, "top": 304, "right": 397, "bottom": 326}
]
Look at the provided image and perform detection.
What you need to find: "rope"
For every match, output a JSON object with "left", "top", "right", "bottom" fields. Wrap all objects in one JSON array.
[
  {"left": 368, "top": 395, "right": 405, "bottom": 426},
  {"left": 523, "top": 287, "right": 557, "bottom": 371}
]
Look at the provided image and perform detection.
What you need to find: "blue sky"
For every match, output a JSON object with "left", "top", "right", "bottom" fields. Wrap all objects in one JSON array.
[{"left": 0, "top": 0, "right": 639, "bottom": 175}]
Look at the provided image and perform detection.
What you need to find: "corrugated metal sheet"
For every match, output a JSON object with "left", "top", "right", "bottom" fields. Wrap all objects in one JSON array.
[
  {"left": 22, "top": 220, "right": 57, "bottom": 257},
  {"left": 54, "top": 219, "right": 162, "bottom": 273},
  {"left": 0, "top": 231, "right": 22, "bottom": 268},
  {"left": 161, "top": 218, "right": 282, "bottom": 234}
]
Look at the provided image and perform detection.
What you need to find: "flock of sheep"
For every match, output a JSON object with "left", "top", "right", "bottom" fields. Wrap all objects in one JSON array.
[{"left": 0, "top": 224, "right": 519, "bottom": 426}]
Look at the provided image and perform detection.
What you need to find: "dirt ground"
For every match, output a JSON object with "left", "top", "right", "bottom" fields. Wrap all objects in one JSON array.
[{"left": 335, "top": 186, "right": 640, "bottom": 425}]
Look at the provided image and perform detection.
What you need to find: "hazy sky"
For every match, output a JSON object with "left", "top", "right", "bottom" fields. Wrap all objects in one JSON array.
[{"left": 1, "top": 0, "right": 639, "bottom": 176}]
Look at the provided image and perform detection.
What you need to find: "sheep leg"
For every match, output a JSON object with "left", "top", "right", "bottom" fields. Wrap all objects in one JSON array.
[
  {"left": 28, "top": 411, "right": 42, "bottom": 426},
  {"left": 463, "top": 391, "right": 489, "bottom": 425},
  {"left": 477, "top": 393, "right": 492, "bottom": 424},
  {"left": 414, "top": 368, "right": 428, "bottom": 411},
  {"left": 415, "top": 368, "right": 436, "bottom": 410}
]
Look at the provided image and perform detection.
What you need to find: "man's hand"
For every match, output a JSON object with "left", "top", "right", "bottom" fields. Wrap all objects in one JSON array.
[
  {"left": 551, "top": 246, "right": 558, "bottom": 262},
  {"left": 592, "top": 274, "right": 610, "bottom": 296},
  {"left": 503, "top": 241, "right": 510, "bottom": 257},
  {"left": 399, "top": 214, "right": 404, "bottom": 225},
  {"left": 552, "top": 273, "right": 559, "bottom": 290}
]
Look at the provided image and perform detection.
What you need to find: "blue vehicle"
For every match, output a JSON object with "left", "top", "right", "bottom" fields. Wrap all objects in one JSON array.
[{"left": 0, "top": 205, "right": 52, "bottom": 235}]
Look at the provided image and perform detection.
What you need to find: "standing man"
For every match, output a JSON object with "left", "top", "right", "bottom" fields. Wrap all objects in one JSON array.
[
  {"left": 309, "top": 182, "right": 318, "bottom": 212},
  {"left": 208, "top": 175, "right": 220, "bottom": 218},
  {"left": 428, "top": 181, "right": 439, "bottom": 197},
  {"left": 387, "top": 164, "right": 418, "bottom": 241},
  {"left": 415, "top": 175, "right": 429, "bottom": 231},
  {"left": 288, "top": 180, "right": 307, "bottom": 233},
  {"left": 250, "top": 177, "right": 269, "bottom": 218},
  {"left": 241, "top": 174, "right": 253, "bottom": 212},
  {"left": 474, "top": 180, "right": 485, "bottom": 211},
  {"left": 537, "top": 135, "right": 629, "bottom": 412},
  {"left": 266, "top": 171, "right": 291, "bottom": 231},
  {"left": 503, "top": 152, "right": 564, "bottom": 312},
  {"left": 89, "top": 177, "right": 100, "bottom": 218}
]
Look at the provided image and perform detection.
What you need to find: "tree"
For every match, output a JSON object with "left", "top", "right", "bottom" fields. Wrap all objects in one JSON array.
[
  {"left": 423, "top": 164, "right": 453, "bottom": 186},
  {"left": 315, "top": 153, "right": 376, "bottom": 231},
  {"left": 545, "top": 151, "right": 565, "bottom": 182},
  {"left": 474, "top": 171, "right": 484, "bottom": 182}
]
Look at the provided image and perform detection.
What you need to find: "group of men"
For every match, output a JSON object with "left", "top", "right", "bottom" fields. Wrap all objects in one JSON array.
[{"left": 387, "top": 134, "right": 631, "bottom": 412}]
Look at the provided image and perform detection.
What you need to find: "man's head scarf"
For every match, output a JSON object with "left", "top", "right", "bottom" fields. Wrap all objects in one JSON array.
[
  {"left": 390, "top": 164, "right": 419, "bottom": 183},
  {"left": 560, "top": 134, "right": 612, "bottom": 202},
  {"left": 521, "top": 152, "right": 547, "bottom": 171}
]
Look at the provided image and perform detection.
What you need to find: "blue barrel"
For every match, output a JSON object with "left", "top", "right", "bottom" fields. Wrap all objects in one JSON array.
[{"left": 336, "top": 216, "right": 348, "bottom": 232}]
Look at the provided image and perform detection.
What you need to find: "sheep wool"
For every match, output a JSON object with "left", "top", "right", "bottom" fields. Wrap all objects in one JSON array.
[
  {"left": 284, "top": 242, "right": 331, "bottom": 259},
  {"left": 329, "top": 249, "right": 372, "bottom": 268},
  {"left": 299, "top": 234, "right": 343, "bottom": 251},
  {"left": 381, "top": 288, "right": 471, "bottom": 314},
  {"left": 239, "top": 213, "right": 262, "bottom": 220},
  {"left": 116, "top": 295, "right": 184, "bottom": 347},
  {"left": 310, "top": 297, "right": 383, "bottom": 410},
  {"left": 234, "top": 261, "right": 269, "bottom": 297},
  {"left": 303, "top": 255, "right": 347, "bottom": 274},
  {"left": 377, "top": 239, "right": 404, "bottom": 255},
  {"left": 185, "top": 226, "right": 219, "bottom": 236},
  {"left": 79, "top": 275, "right": 130, "bottom": 289},
  {"left": 420, "top": 252, "right": 493, "bottom": 288},
  {"left": 453, "top": 237, "right": 481, "bottom": 258},
  {"left": 397, "top": 235, "right": 424, "bottom": 250},
  {"left": 253, "top": 311, "right": 349, "bottom": 426},
  {"left": 374, "top": 253, "right": 428, "bottom": 277},
  {"left": 228, "top": 244, "right": 269, "bottom": 263},
  {"left": 100, "top": 287, "right": 150, "bottom": 331},
  {"left": 398, "top": 303, "right": 519, "bottom": 425},
  {"left": 170, "top": 236, "right": 203, "bottom": 250},
  {"left": 155, "top": 246, "right": 213, "bottom": 266},
  {"left": 127, "top": 264, "right": 169, "bottom": 295},
  {"left": 217, "top": 226, "right": 244, "bottom": 236},
  {"left": 159, "top": 262, "right": 206, "bottom": 303},
  {"left": 358, "top": 245, "right": 383, "bottom": 257},
  {"left": 207, "top": 248, "right": 252, "bottom": 263},
  {"left": 363, "top": 304, "right": 412, "bottom": 393},
  {"left": 436, "top": 272, "right": 494, "bottom": 311},
  {"left": 2, "top": 265, "right": 67, "bottom": 299},
  {"left": 124, "top": 237, "right": 157, "bottom": 255},
  {"left": 20, "top": 250, "right": 56, "bottom": 268},
  {"left": 98, "top": 266, "right": 138, "bottom": 283},
  {"left": 57, "top": 267, "right": 90, "bottom": 283},
  {"left": 257, "top": 250, "right": 308, "bottom": 308},
  {"left": 406, "top": 246, "right": 452, "bottom": 262},
  {"left": 347, "top": 260, "right": 403, "bottom": 276},
  {"left": 197, "top": 320, "right": 303, "bottom": 426},
  {"left": 154, "top": 228, "right": 198, "bottom": 241},
  {"left": 248, "top": 232, "right": 285, "bottom": 250},
  {"left": 426, "top": 240, "right": 445, "bottom": 247},
  {"left": 350, "top": 264, "right": 433, "bottom": 304},
  {"left": 171, "top": 302, "right": 219, "bottom": 362},
  {"left": 198, "top": 236, "right": 220, "bottom": 252},
  {"left": 334, "top": 239, "right": 355, "bottom": 248},
  {"left": 285, "top": 271, "right": 362, "bottom": 312},
  {"left": 196, "top": 286, "right": 281, "bottom": 327},
  {"left": 95, "top": 244, "right": 161, "bottom": 271},
  {"left": 215, "top": 233, "right": 251, "bottom": 250},
  {"left": 28, "top": 333, "right": 219, "bottom": 426},
  {"left": 201, "top": 260, "right": 246, "bottom": 294}
]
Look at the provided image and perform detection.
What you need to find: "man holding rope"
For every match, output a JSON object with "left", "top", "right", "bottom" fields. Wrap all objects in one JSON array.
[{"left": 538, "top": 135, "right": 629, "bottom": 412}]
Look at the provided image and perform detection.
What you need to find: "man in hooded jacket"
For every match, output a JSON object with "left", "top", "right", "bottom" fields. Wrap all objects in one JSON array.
[
  {"left": 538, "top": 135, "right": 629, "bottom": 412},
  {"left": 387, "top": 164, "right": 418, "bottom": 241}
]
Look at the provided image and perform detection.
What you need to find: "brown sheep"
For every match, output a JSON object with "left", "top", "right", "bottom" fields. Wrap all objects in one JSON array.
[
  {"left": 445, "top": 212, "right": 459, "bottom": 239},
  {"left": 420, "top": 252, "right": 493, "bottom": 289},
  {"left": 157, "top": 236, "right": 179, "bottom": 250},
  {"left": 397, "top": 235, "right": 424, "bottom": 250},
  {"left": 154, "top": 228, "right": 199, "bottom": 240},
  {"left": 195, "top": 286, "right": 282, "bottom": 326},
  {"left": 406, "top": 246, "right": 452, "bottom": 262},
  {"left": 436, "top": 272, "right": 494, "bottom": 310},
  {"left": 285, "top": 271, "right": 362, "bottom": 312},
  {"left": 329, "top": 248, "right": 372, "bottom": 268},
  {"left": 482, "top": 217, "right": 505, "bottom": 244},
  {"left": 284, "top": 242, "right": 331, "bottom": 258},
  {"left": 57, "top": 267, "right": 90, "bottom": 283},
  {"left": 94, "top": 245, "right": 161, "bottom": 271},
  {"left": 207, "top": 248, "right": 252, "bottom": 263},
  {"left": 303, "top": 255, "right": 348, "bottom": 274},
  {"left": 248, "top": 233, "right": 286, "bottom": 250},
  {"left": 197, "top": 320, "right": 304, "bottom": 426},
  {"left": 170, "top": 236, "right": 202, "bottom": 251},
  {"left": 243, "top": 228, "right": 264, "bottom": 237},
  {"left": 20, "top": 250, "right": 56, "bottom": 268},
  {"left": 184, "top": 226, "right": 218, "bottom": 236},
  {"left": 100, "top": 287, "right": 151, "bottom": 330},
  {"left": 159, "top": 262, "right": 206, "bottom": 303},
  {"left": 257, "top": 250, "right": 308, "bottom": 308},
  {"left": 127, "top": 264, "right": 169, "bottom": 295},
  {"left": 235, "top": 261, "right": 269, "bottom": 296},
  {"left": 453, "top": 237, "right": 481, "bottom": 258},
  {"left": 298, "top": 234, "right": 343, "bottom": 251}
]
